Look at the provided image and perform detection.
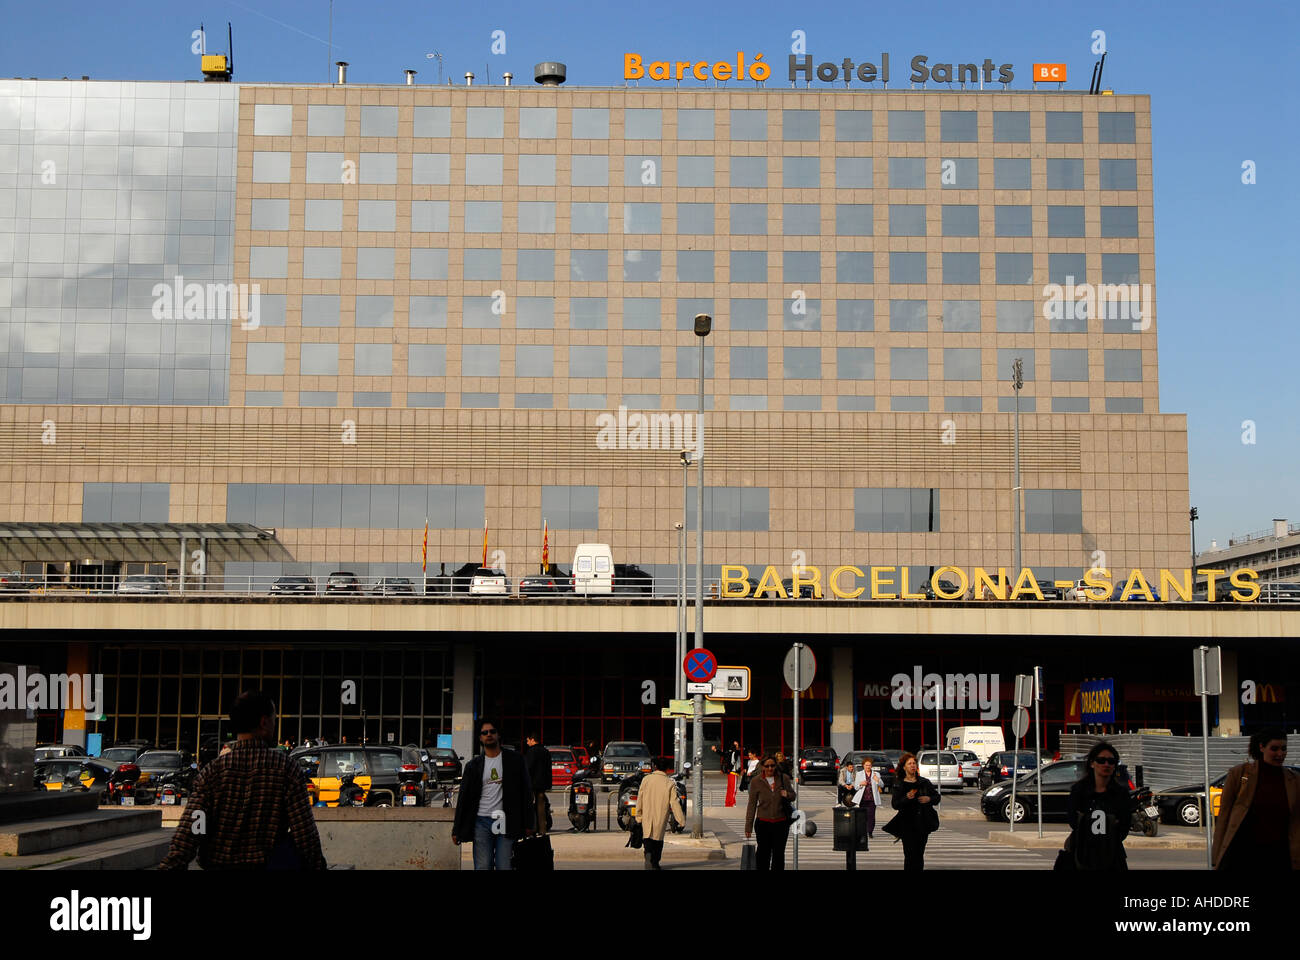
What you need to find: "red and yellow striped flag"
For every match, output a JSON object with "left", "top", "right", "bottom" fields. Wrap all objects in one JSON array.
[
  {"left": 482, "top": 523, "right": 489, "bottom": 568},
  {"left": 422, "top": 517, "right": 428, "bottom": 574},
  {"left": 541, "top": 520, "right": 549, "bottom": 573}
]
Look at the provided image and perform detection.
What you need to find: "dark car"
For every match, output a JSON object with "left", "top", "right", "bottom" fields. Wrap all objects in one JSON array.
[
  {"left": 519, "top": 566, "right": 574, "bottom": 597},
  {"left": 134, "top": 750, "right": 199, "bottom": 804},
  {"left": 34, "top": 743, "right": 88, "bottom": 761},
  {"left": 325, "top": 571, "right": 361, "bottom": 594},
  {"left": 922, "top": 578, "right": 965, "bottom": 600},
  {"left": 426, "top": 747, "right": 463, "bottom": 783},
  {"left": 270, "top": 575, "right": 316, "bottom": 595},
  {"left": 0, "top": 571, "right": 43, "bottom": 592},
  {"left": 780, "top": 578, "right": 819, "bottom": 599},
  {"left": 33, "top": 757, "right": 117, "bottom": 794},
  {"left": 1155, "top": 767, "right": 1300, "bottom": 827},
  {"left": 982, "top": 759, "right": 1136, "bottom": 823},
  {"left": 797, "top": 746, "right": 839, "bottom": 784},
  {"left": 842, "top": 751, "right": 896, "bottom": 793},
  {"left": 307, "top": 745, "right": 408, "bottom": 807},
  {"left": 600, "top": 741, "right": 654, "bottom": 785},
  {"left": 613, "top": 563, "right": 654, "bottom": 596},
  {"left": 99, "top": 745, "right": 149, "bottom": 766},
  {"left": 374, "top": 577, "right": 415, "bottom": 596},
  {"left": 978, "top": 750, "right": 1039, "bottom": 790},
  {"left": 448, "top": 562, "right": 482, "bottom": 594}
]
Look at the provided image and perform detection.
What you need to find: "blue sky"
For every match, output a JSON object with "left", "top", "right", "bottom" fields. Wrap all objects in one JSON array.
[{"left": 2, "top": 0, "right": 1296, "bottom": 548}]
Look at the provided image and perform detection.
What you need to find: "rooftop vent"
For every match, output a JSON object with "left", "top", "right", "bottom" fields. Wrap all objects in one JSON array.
[
  {"left": 502, "top": 72, "right": 513, "bottom": 86},
  {"left": 335, "top": 61, "right": 348, "bottom": 84},
  {"left": 464, "top": 71, "right": 475, "bottom": 86},
  {"left": 404, "top": 69, "right": 417, "bottom": 85},
  {"left": 534, "top": 62, "right": 566, "bottom": 86}
]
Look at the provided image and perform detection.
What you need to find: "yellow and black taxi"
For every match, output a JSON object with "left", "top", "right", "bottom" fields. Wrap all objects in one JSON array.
[
  {"left": 301, "top": 745, "right": 424, "bottom": 807},
  {"left": 33, "top": 757, "right": 117, "bottom": 794}
]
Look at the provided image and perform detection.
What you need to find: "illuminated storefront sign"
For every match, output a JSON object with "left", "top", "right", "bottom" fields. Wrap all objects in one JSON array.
[{"left": 718, "top": 565, "right": 1261, "bottom": 602}]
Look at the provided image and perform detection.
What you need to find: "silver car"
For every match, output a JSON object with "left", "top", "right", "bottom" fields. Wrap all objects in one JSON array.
[
  {"left": 117, "top": 574, "right": 167, "bottom": 594},
  {"left": 952, "top": 749, "right": 983, "bottom": 786},
  {"left": 917, "top": 750, "right": 964, "bottom": 791}
]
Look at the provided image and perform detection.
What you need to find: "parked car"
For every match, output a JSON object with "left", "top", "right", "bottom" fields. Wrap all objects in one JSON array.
[
  {"left": 780, "top": 578, "right": 819, "bottom": 599},
  {"left": 549, "top": 746, "right": 578, "bottom": 787},
  {"left": 569, "top": 744, "right": 594, "bottom": 774},
  {"left": 269, "top": 575, "right": 316, "bottom": 595},
  {"left": 306, "top": 745, "right": 408, "bottom": 807},
  {"left": 917, "top": 750, "right": 964, "bottom": 791},
  {"left": 599, "top": 741, "right": 654, "bottom": 785},
  {"left": 133, "top": 750, "right": 199, "bottom": 803},
  {"left": 1156, "top": 773, "right": 1226, "bottom": 827},
  {"left": 952, "top": 749, "right": 983, "bottom": 786},
  {"left": 842, "top": 751, "right": 896, "bottom": 793},
  {"left": 373, "top": 577, "right": 414, "bottom": 596},
  {"left": 978, "top": 750, "right": 1040, "bottom": 790},
  {"left": 0, "top": 571, "right": 42, "bottom": 592},
  {"left": 573, "top": 544, "right": 614, "bottom": 595},
  {"left": 33, "top": 757, "right": 116, "bottom": 793},
  {"left": 99, "top": 744, "right": 150, "bottom": 766},
  {"left": 117, "top": 574, "right": 167, "bottom": 594},
  {"left": 34, "top": 744, "right": 87, "bottom": 761},
  {"left": 613, "top": 563, "right": 654, "bottom": 596},
  {"left": 1260, "top": 583, "right": 1300, "bottom": 603},
  {"left": 519, "top": 566, "right": 574, "bottom": 597},
  {"left": 324, "top": 571, "right": 361, "bottom": 594},
  {"left": 982, "top": 759, "right": 1136, "bottom": 823},
  {"left": 922, "top": 578, "right": 967, "bottom": 600},
  {"left": 469, "top": 567, "right": 509, "bottom": 595},
  {"left": 797, "top": 746, "right": 840, "bottom": 784},
  {"left": 426, "top": 747, "right": 463, "bottom": 783}
]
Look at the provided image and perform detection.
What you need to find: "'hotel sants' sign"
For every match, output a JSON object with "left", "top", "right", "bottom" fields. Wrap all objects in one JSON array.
[{"left": 625, "top": 52, "right": 1015, "bottom": 85}]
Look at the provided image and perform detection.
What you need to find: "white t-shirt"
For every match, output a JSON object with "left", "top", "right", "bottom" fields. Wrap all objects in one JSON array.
[{"left": 477, "top": 754, "right": 504, "bottom": 816}]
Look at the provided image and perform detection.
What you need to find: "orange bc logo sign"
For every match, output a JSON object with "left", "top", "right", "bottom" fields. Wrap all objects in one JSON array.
[{"left": 1033, "top": 63, "right": 1067, "bottom": 82}]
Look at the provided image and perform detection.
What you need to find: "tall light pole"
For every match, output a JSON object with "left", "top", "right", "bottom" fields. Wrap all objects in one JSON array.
[
  {"left": 675, "top": 518, "right": 685, "bottom": 773},
  {"left": 692, "top": 313, "right": 711, "bottom": 838},
  {"left": 1189, "top": 507, "right": 1198, "bottom": 578},
  {"left": 1011, "top": 358, "right": 1024, "bottom": 578}
]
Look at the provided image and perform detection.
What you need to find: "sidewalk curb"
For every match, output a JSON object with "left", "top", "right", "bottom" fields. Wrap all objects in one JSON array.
[{"left": 987, "top": 831, "right": 1208, "bottom": 850}]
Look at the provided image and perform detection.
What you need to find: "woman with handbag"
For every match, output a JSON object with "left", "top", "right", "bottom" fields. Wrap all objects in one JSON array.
[
  {"left": 1062, "top": 741, "right": 1132, "bottom": 871},
  {"left": 744, "top": 754, "right": 797, "bottom": 870},
  {"left": 854, "top": 757, "right": 884, "bottom": 838},
  {"left": 885, "top": 752, "right": 939, "bottom": 871}
]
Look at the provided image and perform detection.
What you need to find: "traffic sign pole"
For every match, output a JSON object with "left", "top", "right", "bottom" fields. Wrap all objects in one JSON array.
[
  {"left": 1034, "top": 666, "right": 1043, "bottom": 838},
  {"left": 793, "top": 642, "right": 800, "bottom": 871}
]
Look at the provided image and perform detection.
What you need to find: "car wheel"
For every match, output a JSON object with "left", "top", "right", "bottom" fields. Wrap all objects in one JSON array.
[
  {"left": 1001, "top": 798, "right": 1027, "bottom": 823},
  {"left": 1177, "top": 799, "right": 1202, "bottom": 827}
]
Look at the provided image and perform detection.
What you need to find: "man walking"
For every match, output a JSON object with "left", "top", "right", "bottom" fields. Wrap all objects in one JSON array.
[
  {"left": 635, "top": 757, "right": 685, "bottom": 870},
  {"left": 159, "top": 690, "right": 325, "bottom": 870},
  {"left": 452, "top": 718, "right": 536, "bottom": 869},
  {"left": 523, "top": 731, "right": 553, "bottom": 837}
]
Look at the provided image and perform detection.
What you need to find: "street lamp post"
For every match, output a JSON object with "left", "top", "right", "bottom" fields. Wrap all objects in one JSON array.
[
  {"left": 1189, "top": 507, "right": 1198, "bottom": 577},
  {"left": 692, "top": 313, "right": 711, "bottom": 838},
  {"left": 675, "top": 518, "right": 685, "bottom": 774},
  {"left": 1011, "top": 358, "right": 1024, "bottom": 578}
]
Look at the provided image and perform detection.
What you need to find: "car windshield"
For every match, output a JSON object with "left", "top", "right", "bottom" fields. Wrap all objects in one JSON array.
[
  {"left": 605, "top": 744, "right": 650, "bottom": 757},
  {"left": 368, "top": 751, "right": 403, "bottom": 774},
  {"left": 919, "top": 752, "right": 957, "bottom": 764},
  {"left": 138, "top": 752, "right": 183, "bottom": 768},
  {"left": 100, "top": 748, "right": 137, "bottom": 763},
  {"left": 319, "top": 751, "right": 369, "bottom": 777},
  {"left": 550, "top": 750, "right": 575, "bottom": 763},
  {"left": 430, "top": 749, "right": 457, "bottom": 759},
  {"left": 804, "top": 750, "right": 833, "bottom": 758}
]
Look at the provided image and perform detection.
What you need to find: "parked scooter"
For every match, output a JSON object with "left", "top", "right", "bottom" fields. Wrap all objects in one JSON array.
[
  {"left": 567, "top": 769, "right": 597, "bottom": 832},
  {"left": 1131, "top": 785, "right": 1159, "bottom": 837},
  {"left": 616, "top": 765, "right": 688, "bottom": 833},
  {"left": 337, "top": 772, "right": 366, "bottom": 807}
]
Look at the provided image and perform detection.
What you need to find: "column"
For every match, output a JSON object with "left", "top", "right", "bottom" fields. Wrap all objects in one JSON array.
[
  {"left": 1215, "top": 647, "right": 1240, "bottom": 736},
  {"left": 830, "top": 646, "right": 855, "bottom": 757},
  {"left": 451, "top": 643, "right": 476, "bottom": 761}
]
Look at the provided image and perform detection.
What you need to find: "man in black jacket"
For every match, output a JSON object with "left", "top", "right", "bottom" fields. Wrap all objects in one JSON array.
[
  {"left": 452, "top": 718, "right": 536, "bottom": 869},
  {"left": 523, "top": 732, "right": 553, "bottom": 837}
]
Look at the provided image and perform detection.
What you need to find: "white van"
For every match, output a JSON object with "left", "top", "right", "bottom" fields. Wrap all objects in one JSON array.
[
  {"left": 944, "top": 726, "right": 1005, "bottom": 764},
  {"left": 572, "top": 544, "right": 613, "bottom": 595}
]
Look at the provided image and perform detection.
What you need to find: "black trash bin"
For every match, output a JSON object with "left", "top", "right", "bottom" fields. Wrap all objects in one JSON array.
[{"left": 832, "top": 806, "right": 870, "bottom": 852}]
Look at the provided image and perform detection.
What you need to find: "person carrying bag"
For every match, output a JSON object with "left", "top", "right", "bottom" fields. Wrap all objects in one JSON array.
[
  {"left": 882, "top": 752, "right": 939, "bottom": 871},
  {"left": 743, "top": 754, "right": 797, "bottom": 870},
  {"left": 1057, "top": 741, "right": 1132, "bottom": 871}
]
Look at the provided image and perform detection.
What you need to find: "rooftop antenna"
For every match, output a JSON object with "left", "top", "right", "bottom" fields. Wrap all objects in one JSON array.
[
  {"left": 199, "top": 20, "right": 233, "bottom": 81},
  {"left": 425, "top": 50, "right": 444, "bottom": 84}
]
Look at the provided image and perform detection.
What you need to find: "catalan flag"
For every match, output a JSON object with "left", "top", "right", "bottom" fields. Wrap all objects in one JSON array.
[
  {"left": 482, "top": 523, "right": 489, "bottom": 568},
  {"left": 421, "top": 517, "right": 428, "bottom": 574},
  {"left": 541, "top": 519, "right": 549, "bottom": 573}
]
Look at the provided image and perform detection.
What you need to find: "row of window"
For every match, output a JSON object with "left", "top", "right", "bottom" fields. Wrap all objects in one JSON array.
[
  {"left": 252, "top": 152, "right": 1138, "bottom": 190},
  {"left": 253, "top": 104, "right": 1137, "bottom": 144},
  {"left": 252, "top": 246, "right": 1142, "bottom": 283},
  {"left": 238, "top": 392, "right": 1143, "bottom": 413},
  {"left": 245, "top": 342, "right": 1145, "bottom": 383},
  {"left": 86, "top": 480, "right": 1086, "bottom": 535}
]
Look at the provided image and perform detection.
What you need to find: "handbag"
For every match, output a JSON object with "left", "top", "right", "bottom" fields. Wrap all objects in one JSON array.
[
  {"left": 740, "top": 841, "right": 757, "bottom": 870},
  {"left": 881, "top": 813, "right": 905, "bottom": 840},
  {"left": 1053, "top": 831, "right": 1077, "bottom": 871},
  {"left": 626, "top": 820, "right": 644, "bottom": 849}
]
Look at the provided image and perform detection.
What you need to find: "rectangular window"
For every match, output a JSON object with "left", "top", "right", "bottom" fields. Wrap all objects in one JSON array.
[
  {"left": 623, "top": 345, "right": 661, "bottom": 379},
  {"left": 945, "top": 397, "right": 982, "bottom": 412},
  {"left": 835, "top": 110, "right": 872, "bottom": 141},
  {"left": 302, "top": 248, "right": 340, "bottom": 280},
  {"left": 890, "top": 300, "right": 928, "bottom": 332},
  {"left": 1047, "top": 253, "right": 1088, "bottom": 288},
  {"left": 571, "top": 202, "right": 609, "bottom": 233},
  {"left": 517, "top": 250, "right": 554, "bottom": 282},
  {"left": 677, "top": 109, "right": 714, "bottom": 140},
  {"left": 518, "top": 201, "right": 556, "bottom": 234},
  {"left": 1098, "top": 112, "right": 1136, "bottom": 143},
  {"left": 246, "top": 342, "right": 285, "bottom": 376},
  {"left": 730, "top": 109, "right": 767, "bottom": 140},
  {"left": 409, "top": 296, "right": 448, "bottom": 328},
  {"left": 463, "top": 249, "right": 502, "bottom": 281},
  {"left": 462, "top": 393, "right": 498, "bottom": 408},
  {"left": 677, "top": 250, "right": 714, "bottom": 282},
  {"left": 996, "top": 253, "right": 1033, "bottom": 285},
  {"left": 1104, "top": 349, "right": 1142, "bottom": 381},
  {"left": 517, "top": 297, "right": 555, "bottom": 330},
  {"left": 625, "top": 108, "right": 662, "bottom": 139},
  {"left": 995, "top": 158, "right": 1031, "bottom": 190},
  {"left": 942, "top": 205, "right": 978, "bottom": 237},
  {"left": 1052, "top": 397, "right": 1089, "bottom": 413},
  {"left": 731, "top": 395, "right": 767, "bottom": 411},
  {"left": 731, "top": 299, "right": 768, "bottom": 331},
  {"left": 993, "top": 111, "right": 1030, "bottom": 142},
  {"left": 623, "top": 298, "right": 661, "bottom": 330},
  {"left": 730, "top": 157, "right": 767, "bottom": 188},
  {"left": 360, "top": 153, "right": 397, "bottom": 185},
  {"left": 466, "top": 154, "right": 504, "bottom": 185},
  {"left": 411, "top": 201, "right": 450, "bottom": 232},
  {"left": 462, "top": 297, "right": 501, "bottom": 328},
  {"left": 854, "top": 488, "right": 941, "bottom": 533},
  {"left": 571, "top": 297, "right": 609, "bottom": 329},
  {"left": 785, "top": 396, "right": 822, "bottom": 411},
  {"left": 890, "top": 347, "right": 928, "bottom": 380},
  {"left": 685, "top": 488, "right": 769, "bottom": 532},
  {"left": 1100, "top": 206, "right": 1139, "bottom": 238},
  {"left": 1105, "top": 397, "right": 1143, "bottom": 413},
  {"left": 1050, "top": 348, "right": 1089, "bottom": 381},
  {"left": 995, "top": 205, "right": 1032, "bottom": 237},
  {"left": 357, "top": 248, "right": 395, "bottom": 280},
  {"left": 942, "top": 252, "right": 979, "bottom": 285},
  {"left": 942, "top": 301, "right": 980, "bottom": 331},
  {"left": 308, "top": 104, "right": 346, "bottom": 137},
  {"left": 676, "top": 298, "right": 715, "bottom": 331},
  {"left": 730, "top": 251, "right": 767, "bottom": 283},
  {"left": 784, "top": 297, "right": 821, "bottom": 331},
  {"left": 412, "top": 153, "right": 451, "bottom": 184},
  {"left": 943, "top": 347, "right": 981, "bottom": 380},
  {"left": 888, "top": 110, "right": 924, "bottom": 141},
  {"left": 996, "top": 348, "right": 1034, "bottom": 381},
  {"left": 624, "top": 155, "right": 662, "bottom": 187},
  {"left": 783, "top": 203, "right": 820, "bottom": 235},
  {"left": 515, "top": 344, "right": 554, "bottom": 378},
  {"left": 837, "top": 300, "right": 874, "bottom": 331},
  {"left": 250, "top": 246, "right": 289, "bottom": 278},
  {"left": 783, "top": 156, "right": 820, "bottom": 188},
  {"left": 541, "top": 486, "right": 599, "bottom": 529},
  {"left": 889, "top": 252, "right": 926, "bottom": 284},
  {"left": 838, "top": 396, "right": 875, "bottom": 411},
  {"left": 1025, "top": 489, "right": 1082, "bottom": 534},
  {"left": 464, "top": 201, "right": 503, "bottom": 233},
  {"left": 889, "top": 205, "right": 926, "bottom": 236},
  {"left": 304, "top": 198, "right": 343, "bottom": 231},
  {"left": 835, "top": 157, "right": 872, "bottom": 188},
  {"left": 837, "top": 347, "right": 873, "bottom": 380},
  {"left": 519, "top": 107, "right": 557, "bottom": 139},
  {"left": 677, "top": 202, "right": 714, "bottom": 234},
  {"left": 515, "top": 394, "right": 552, "bottom": 409},
  {"left": 355, "top": 343, "right": 393, "bottom": 377},
  {"left": 783, "top": 251, "right": 820, "bottom": 283},
  {"left": 783, "top": 109, "right": 820, "bottom": 141},
  {"left": 676, "top": 345, "right": 715, "bottom": 378},
  {"left": 253, "top": 151, "right": 291, "bottom": 183},
  {"left": 889, "top": 157, "right": 925, "bottom": 189},
  {"left": 407, "top": 344, "right": 446, "bottom": 377},
  {"left": 730, "top": 346, "right": 767, "bottom": 379},
  {"left": 461, "top": 345, "right": 499, "bottom": 378},
  {"left": 1045, "top": 111, "right": 1083, "bottom": 142},
  {"left": 251, "top": 199, "right": 289, "bottom": 231},
  {"left": 1099, "top": 159, "right": 1138, "bottom": 191},
  {"left": 677, "top": 156, "right": 714, "bottom": 187},
  {"left": 359, "top": 105, "right": 397, "bottom": 137},
  {"left": 357, "top": 199, "right": 396, "bottom": 232},
  {"left": 783, "top": 347, "right": 820, "bottom": 379},
  {"left": 572, "top": 108, "right": 609, "bottom": 139},
  {"left": 519, "top": 154, "right": 557, "bottom": 186},
  {"left": 411, "top": 249, "right": 449, "bottom": 280},
  {"left": 624, "top": 250, "right": 663, "bottom": 282},
  {"left": 997, "top": 397, "right": 1035, "bottom": 413},
  {"left": 467, "top": 107, "right": 504, "bottom": 138},
  {"left": 299, "top": 392, "right": 337, "bottom": 407},
  {"left": 836, "top": 252, "right": 873, "bottom": 283},
  {"left": 300, "top": 343, "right": 339, "bottom": 376},
  {"left": 571, "top": 156, "right": 609, "bottom": 187},
  {"left": 730, "top": 203, "right": 767, "bottom": 235},
  {"left": 1047, "top": 205, "right": 1085, "bottom": 237},
  {"left": 941, "top": 157, "right": 978, "bottom": 189},
  {"left": 356, "top": 295, "right": 394, "bottom": 328},
  {"left": 624, "top": 202, "right": 662, "bottom": 234},
  {"left": 1046, "top": 158, "right": 1085, "bottom": 190},
  {"left": 1102, "top": 253, "right": 1139, "bottom": 286},
  {"left": 940, "top": 111, "right": 977, "bottom": 141}
]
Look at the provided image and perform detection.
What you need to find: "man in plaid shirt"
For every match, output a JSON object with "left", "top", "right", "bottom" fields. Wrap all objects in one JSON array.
[{"left": 159, "top": 690, "right": 326, "bottom": 870}]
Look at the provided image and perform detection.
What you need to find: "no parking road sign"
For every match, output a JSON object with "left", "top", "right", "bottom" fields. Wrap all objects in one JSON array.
[{"left": 683, "top": 649, "right": 718, "bottom": 683}]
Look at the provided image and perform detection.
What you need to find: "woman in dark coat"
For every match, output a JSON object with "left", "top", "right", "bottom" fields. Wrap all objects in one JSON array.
[
  {"left": 887, "top": 752, "right": 940, "bottom": 871},
  {"left": 1213, "top": 727, "right": 1299, "bottom": 871},
  {"left": 1065, "top": 741, "right": 1132, "bottom": 870}
]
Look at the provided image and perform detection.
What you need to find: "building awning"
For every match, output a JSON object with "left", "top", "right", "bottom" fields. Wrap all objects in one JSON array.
[{"left": 0, "top": 522, "right": 275, "bottom": 543}]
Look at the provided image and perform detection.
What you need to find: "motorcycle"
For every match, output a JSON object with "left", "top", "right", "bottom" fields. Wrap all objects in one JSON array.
[
  {"left": 567, "top": 769, "right": 597, "bottom": 832},
  {"left": 337, "top": 772, "right": 366, "bottom": 807},
  {"left": 616, "top": 769, "right": 688, "bottom": 833},
  {"left": 1131, "top": 786, "right": 1159, "bottom": 837}
]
